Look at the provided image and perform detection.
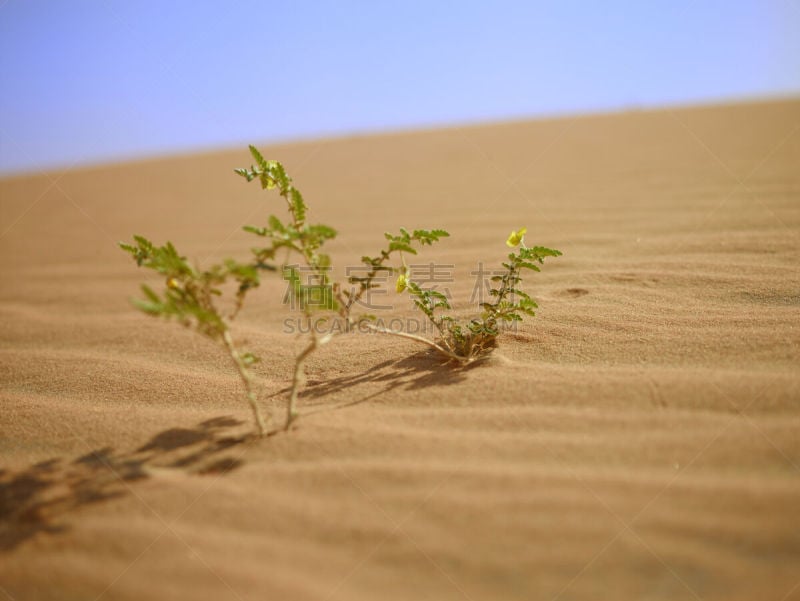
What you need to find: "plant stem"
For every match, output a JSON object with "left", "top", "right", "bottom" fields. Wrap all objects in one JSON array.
[
  {"left": 222, "top": 329, "right": 268, "bottom": 437},
  {"left": 286, "top": 327, "right": 335, "bottom": 429},
  {"left": 287, "top": 340, "right": 312, "bottom": 430},
  {"left": 342, "top": 248, "right": 396, "bottom": 316},
  {"left": 362, "top": 323, "right": 471, "bottom": 364}
]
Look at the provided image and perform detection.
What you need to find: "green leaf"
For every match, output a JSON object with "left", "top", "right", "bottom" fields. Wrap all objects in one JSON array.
[
  {"left": 531, "top": 246, "right": 563, "bottom": 258},
  {"left": 243, "top": 225, "right": 266, "bottom": 236},
  {"left": 249, "top": 145, "right": 268, "bottom": 170},
  {"left": 289, "top": 188, "right": 306, "bottom": 224},
  {"left": 241, "top": 352, "right": 260, "bottom": 366},
  {"left": 131, "top": 298, "right": 162, "bottom": 315},
  {"left": 316, "top": 253, "right": 331, "bottom": 269},
  {"left": 307, "top": 224, "right": 337, "bottom": 239},
  {"left": 234, "top": 167, "right": 251, "bottom": 181},
  {"left": 388, "top": 241, "right": 417, "bottom": 254},
  {"left": 133, "top": 235, "right": 153, "bottom": 248},
  {"left": 141, "top": 284, "right": 160, "bottom": 303},
  {"left": 268, "top": 215, "right": 285, "bottom": 232}
]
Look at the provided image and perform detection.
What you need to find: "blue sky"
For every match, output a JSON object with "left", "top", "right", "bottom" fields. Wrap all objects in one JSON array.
[{"left": 1, "top": 0, "right": 798, "bottom": 174}]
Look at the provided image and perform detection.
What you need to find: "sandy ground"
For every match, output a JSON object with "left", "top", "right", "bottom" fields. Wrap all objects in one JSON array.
[{"left": 1, "top": 99, "right": 799, "bottom": 600}]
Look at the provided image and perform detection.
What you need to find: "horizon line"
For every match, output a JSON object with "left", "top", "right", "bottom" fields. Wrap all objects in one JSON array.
[{"left": 2, "top": 91, "right": 798, "bottom": 181}]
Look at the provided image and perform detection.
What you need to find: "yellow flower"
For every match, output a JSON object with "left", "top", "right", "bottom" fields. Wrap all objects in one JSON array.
[
  {"left": 396, "top": 273, "right": 409, "bottom": 293},
  {"left": 167, "top": 277, "right": 180, "bottom": 289},
  {"left": 506, "top": 227, "right": 527, "bottom": 247}
]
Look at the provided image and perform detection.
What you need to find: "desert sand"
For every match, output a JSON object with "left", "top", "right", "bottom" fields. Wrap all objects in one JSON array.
[{"left": 1, "top": 99, "right": 799, "bottom": 600}]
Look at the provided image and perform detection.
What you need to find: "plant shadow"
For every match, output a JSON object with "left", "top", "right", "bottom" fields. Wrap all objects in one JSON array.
[
  {"left": 296, "top": 348, "right": 485, "bottom": 415},
  {"left": 0, "top": 416, "right": 247, "bottom": 552}
]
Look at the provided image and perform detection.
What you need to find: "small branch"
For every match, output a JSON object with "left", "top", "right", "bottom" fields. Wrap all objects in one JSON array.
[
  {"left": 222, "top": 329, "right": 268, "bottom": 437},
  {"left": 362, "top": 323, "right": 471, "bottom": 364},
  {"left": 345, "top": 249, "right": 394, "bottom": 314},
  {"left": 286, "top": 327, "right": 335, "bottom": 430},
  {"left": 432, "top": 316, "right": 456, "bottom": 354}
]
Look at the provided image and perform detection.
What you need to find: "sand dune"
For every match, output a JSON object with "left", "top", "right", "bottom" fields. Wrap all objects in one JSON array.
[{"left": 1, "top": 99, "right": 799, "bottom": 600}]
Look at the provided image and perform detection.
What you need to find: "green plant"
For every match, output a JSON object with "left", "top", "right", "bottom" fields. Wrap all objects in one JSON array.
[
  {"left": 118, "top": 236, "right": 270, "bottom": 435},
  {"left": 121, "top": 146, "right": 560, "bottom": 436},
  {"left": 395, "top": 227, "right": 561, "bottom": 361}
]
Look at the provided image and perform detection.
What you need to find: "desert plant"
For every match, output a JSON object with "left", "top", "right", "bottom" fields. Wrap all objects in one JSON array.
[
  {"left": 394, "top": 227, "right": 561, "bottom": 361},
  {"left": 232, "top": 148, "right": 451, "bottom": 426},
  {"left": 118, "top": 236, "right": 269, "bottom": 435},
  {"left": 121, "top": 146, "right": 560, "bottom": 435}
]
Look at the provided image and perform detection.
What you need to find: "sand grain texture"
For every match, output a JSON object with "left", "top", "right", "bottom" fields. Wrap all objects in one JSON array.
[{"left": 2, "top": 100, "right": 800, "bottom": 600}]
